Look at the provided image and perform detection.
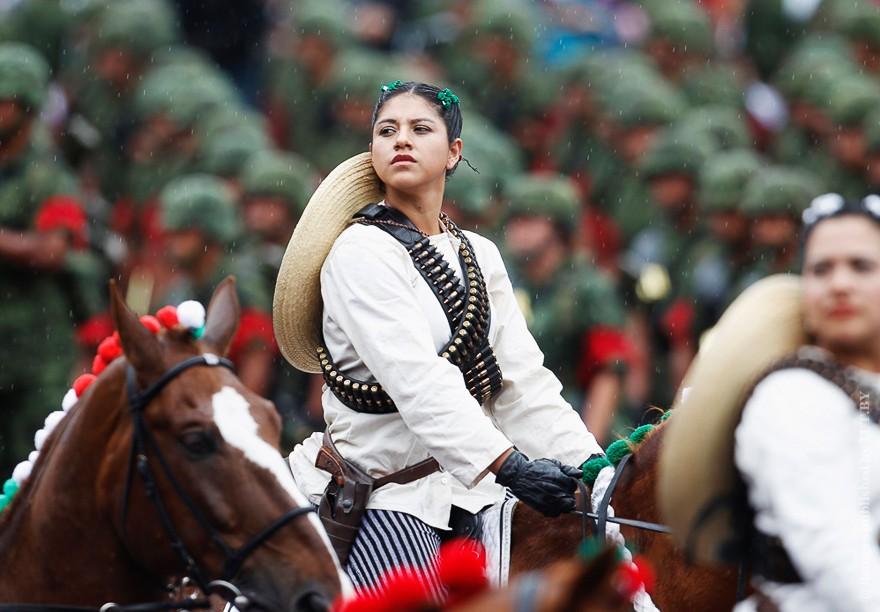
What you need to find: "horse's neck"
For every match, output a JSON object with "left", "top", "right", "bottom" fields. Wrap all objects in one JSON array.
[{"left": 0, "top": 374, "right": 159, "bottom": 603}]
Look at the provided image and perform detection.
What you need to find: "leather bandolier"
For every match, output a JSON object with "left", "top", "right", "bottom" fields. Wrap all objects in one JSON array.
[
  {"left": 741, "top": 347, "right": 880, "bottom": 586},
  {"left": 317, "top": 203, "right": 504, "bottom": 412}
]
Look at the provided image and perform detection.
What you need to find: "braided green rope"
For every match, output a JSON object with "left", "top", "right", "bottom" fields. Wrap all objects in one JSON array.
[{"left": 579, "top": 411, "right": 672, "bottom": 486}]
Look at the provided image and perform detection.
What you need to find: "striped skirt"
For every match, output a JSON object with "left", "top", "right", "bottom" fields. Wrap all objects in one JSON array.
[{"left": 346, "top": 508, "right": 446, "bottom": 602}]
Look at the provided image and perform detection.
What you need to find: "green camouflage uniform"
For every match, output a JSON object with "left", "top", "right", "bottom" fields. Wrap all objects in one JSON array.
[
  {"left": 0, "top": 44, "right": 86, "bottom": 474},
  {"left": 264, "top": 0, "right": 349, "bottom": 154},
  {"left": 690, "top": 149, "right": 761, "bottom": 333},
  {"left": 585, "top": 55, "right": 685, "bottom": 243},
  {"left": 627, "top": 127, "right": 717, "bottom": 405},
  {"left": 62, "top": 0, "right": 178, "bottom": 201}
]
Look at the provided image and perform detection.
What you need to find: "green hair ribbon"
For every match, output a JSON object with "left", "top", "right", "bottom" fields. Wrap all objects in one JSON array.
[
  {"left": 436, "top": 87, "right": 460, "bottom": 109},
  {"left": 381, "top": 79, "right": 403, "bottom": 93}
]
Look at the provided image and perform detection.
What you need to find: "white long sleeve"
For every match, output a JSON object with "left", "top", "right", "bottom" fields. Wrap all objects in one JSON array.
[
  {"left": 735, "top": 368, "right": 880, "bottom": 612},
  {"left": 288, "top": 221, "right": 602, "bottom": 528}
]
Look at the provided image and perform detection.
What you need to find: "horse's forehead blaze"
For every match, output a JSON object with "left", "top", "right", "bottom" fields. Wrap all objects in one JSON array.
[
  {"left": 210, "top": 386, "right": 309, "bottom": 507},
  {"left": 210, "top": 386, "right": 350, "bottom": 588}
]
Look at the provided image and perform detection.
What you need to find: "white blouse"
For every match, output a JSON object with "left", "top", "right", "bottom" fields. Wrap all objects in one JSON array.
[
  {"left": 735, "top": 366, "right": 880, "bottom": 611},
  {"left": 289, "top": 218, "right": 601, "bottom": 529}
]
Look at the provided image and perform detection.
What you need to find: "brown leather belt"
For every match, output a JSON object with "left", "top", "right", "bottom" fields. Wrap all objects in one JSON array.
[{"left": 315, "top": 431, "right": 440, "bottom": 490}]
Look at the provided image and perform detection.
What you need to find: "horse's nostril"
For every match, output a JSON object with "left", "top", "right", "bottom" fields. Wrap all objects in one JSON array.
[{"left": 295, "top": 590, "right": 330, "bottom": 612}]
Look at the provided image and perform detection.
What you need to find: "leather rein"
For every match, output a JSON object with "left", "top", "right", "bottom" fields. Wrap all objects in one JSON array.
[
  {"left": 572, "top": 454, "right": 670, "bottom": 539},
  {"left": 0, "top": 354, "right": 316, "bottom": 612}
]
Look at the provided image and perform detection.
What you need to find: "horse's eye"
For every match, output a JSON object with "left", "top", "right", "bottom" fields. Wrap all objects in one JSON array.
[{"left": 179, "top": 430, "right": 217, "bottom": 458}]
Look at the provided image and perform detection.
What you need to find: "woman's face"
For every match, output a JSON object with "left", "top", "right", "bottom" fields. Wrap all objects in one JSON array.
[
  {"left": 370, "top": 93, "right": 461, "bottom": 194},
  {"left": 803, "top": 216, "right": 880, "bottom": 355}
]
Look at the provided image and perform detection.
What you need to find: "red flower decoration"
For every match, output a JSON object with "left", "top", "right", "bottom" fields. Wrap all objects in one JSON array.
[
  {"left": 98, "top": 336, "right": 122, "bottom": 362},
  {"left": 73, "top": 374, "right": 97, "bottom": 397},
  {"left": 140, "top": 315, "right": 161, "bottom": 334},
  {"left": 615, "top": 556, "right": 656, "bottom": 600},
  {"left": 35, "top": 195, "right": 87, "bottom": 249},
  {"left": 437, "top": 539, "right": 488, "bottom": 606},
  {"left": 156, "top": 305, "right": 179, "bottom": 329},
  {"left": 92, "top": 354, "right": 107, "bottom": 375}
]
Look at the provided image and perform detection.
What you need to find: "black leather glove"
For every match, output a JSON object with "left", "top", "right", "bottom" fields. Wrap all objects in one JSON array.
[{"left": 494, "top": 450, "right": 582, "bottom": 517}]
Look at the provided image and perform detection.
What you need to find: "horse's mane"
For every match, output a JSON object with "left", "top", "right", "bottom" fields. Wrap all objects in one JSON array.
[{"left": 582, "top": 407, "right": 671, "bottom": 486}]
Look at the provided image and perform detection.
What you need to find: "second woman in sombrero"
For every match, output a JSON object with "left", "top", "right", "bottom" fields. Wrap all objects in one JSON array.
[{"left": 274, "top": 81, "right": 604, "bottom": 596}]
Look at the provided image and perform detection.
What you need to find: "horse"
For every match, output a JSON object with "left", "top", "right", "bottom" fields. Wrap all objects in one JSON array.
[
  {"left": 509, "top": 419, "right": 740, "bottom": 611},
  {"left": 0, "top": 278, "right": 347, "bottom": 611},
  {"left": 451, "top": 546, "right": 642, "bottom": 612}
]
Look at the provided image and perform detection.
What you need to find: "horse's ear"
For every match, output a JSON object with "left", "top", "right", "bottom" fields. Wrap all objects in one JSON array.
[
  {"left": 109, "top": 279, "right": 163, "bottom": 378},
  {"left": 202, "top": 276, "right": 240, "bottom": 357}
]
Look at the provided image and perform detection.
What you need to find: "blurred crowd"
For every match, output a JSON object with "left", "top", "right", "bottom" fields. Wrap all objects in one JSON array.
[{"left": 1, "top": 0, "right": 879, "bottom": 474}]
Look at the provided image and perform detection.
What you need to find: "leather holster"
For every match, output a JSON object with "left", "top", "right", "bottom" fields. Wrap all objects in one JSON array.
[{"left": 315, "top": 432, "right": 440, "bottom": 565}]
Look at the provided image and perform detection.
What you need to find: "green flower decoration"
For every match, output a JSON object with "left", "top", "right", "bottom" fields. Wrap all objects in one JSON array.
[
  {"left": 381, "top": 79, "right": 403, "bottom": 93},
  {"left": 436, "top": 87, "right": 460, "bottom": 109}
]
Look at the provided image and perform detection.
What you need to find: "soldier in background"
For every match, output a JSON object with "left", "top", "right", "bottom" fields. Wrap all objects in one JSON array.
[
  {"left": 690, "top": 149, "right": 761, "bottom": 335},
  {"left": 627, "top": 127, "right": 715, "bottom": 404},
  {"left": 157, "top": 174, "right": 276, "bottom": 396},
  {"left": 0, "top": 44, "right": 88, "bottom": 475},
  {"left": 502, "top": 174, "right": 632, "bottom": 444},
  {"left": 734, "top": 166, "right": 825, "bottom": 294},
  {"left": 239, "top": 151, "right": 324, "bottom": 443}
]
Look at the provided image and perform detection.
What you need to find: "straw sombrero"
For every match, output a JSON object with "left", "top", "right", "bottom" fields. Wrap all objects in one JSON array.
[
  {"left": 657, "top": 274, "right": 807, "bottom": 564},
  {"left": 273, "top": 152, "right": 382, "bottom": 373}
]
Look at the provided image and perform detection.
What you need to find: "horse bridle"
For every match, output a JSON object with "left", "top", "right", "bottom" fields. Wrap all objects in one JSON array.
[
  {"left": 114, "top": 353, "right": 317, "bottom": 610},
  {"left": 0, "top": 354, "right": 315, "bottom": 612},
  {"left": 572, "top": 454, "right": 670, "bottom": 539}
]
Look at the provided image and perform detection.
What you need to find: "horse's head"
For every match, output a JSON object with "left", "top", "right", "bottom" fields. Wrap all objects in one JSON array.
[{"left": 94, "top": 277, "right": 345, "bottom": 610}]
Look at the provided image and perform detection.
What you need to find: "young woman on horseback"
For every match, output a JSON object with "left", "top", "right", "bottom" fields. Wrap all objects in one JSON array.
[
  {"left": 274, "top": 81, "right": 605, "bottom": 597},
  {"left": 732, "top": 194, "right": 880, "bottom": 611}
]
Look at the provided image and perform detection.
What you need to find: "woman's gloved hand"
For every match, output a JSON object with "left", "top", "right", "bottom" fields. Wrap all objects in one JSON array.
[{"left": 494, "top": 450, "right": 582, "bottom": 517}]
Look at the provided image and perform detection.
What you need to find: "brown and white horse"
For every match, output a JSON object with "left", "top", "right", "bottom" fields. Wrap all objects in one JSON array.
[
  {"left": 510, "top": 421, "right": 740, "bottom": 611},
  {"left": 0, "top": 278, "right": 347, "bottom": 611}
]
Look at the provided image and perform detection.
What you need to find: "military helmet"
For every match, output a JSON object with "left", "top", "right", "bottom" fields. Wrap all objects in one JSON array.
[
  {"left": 639, "top": 127, "right": 718, "bottom": 179},
  {"left": 93, "top": 0, "right": 177, "bottom": 56},
  {"left": 865, "top": 107, "right": 880, "bottom": 153},
  {"left": 240, "top": 151, "right": 315, "bottom": 216},
  {"left": 646, "top": 1, "right": 714, "bottom": 55},
  {"left": 827, "top": 76, "right": 880, "bottom": 126},
  {"left": 503, "top": 173, "right": 580, "bottom": 232},
  {"left": 698, "top": 149, "right": 762, "bottom": 212},
  {"left": 160, "top": 174, "right": 239, "bottom": 243},
  {"left": 741, "top": 167, "right": 823, "bottom": 218},
  {"left": 0, "top": 43, "right": 50, "bottom": 111},
  {"left": 471, "top": 0, "right": 537, "bottom": 49}
]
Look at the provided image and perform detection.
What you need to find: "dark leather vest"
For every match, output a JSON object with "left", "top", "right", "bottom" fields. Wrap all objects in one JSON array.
[{"left": 743, "top": 347, "right": 880, "bottom": 584}]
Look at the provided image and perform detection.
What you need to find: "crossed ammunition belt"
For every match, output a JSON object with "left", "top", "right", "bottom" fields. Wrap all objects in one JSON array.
[{"left": 317, "top": 207, "right": 503, "bottom": 414}]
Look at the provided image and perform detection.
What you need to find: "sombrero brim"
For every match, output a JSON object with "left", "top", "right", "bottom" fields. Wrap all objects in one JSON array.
[
  {"left": 273, "top": 152, "right": 382, "bottom": 373},
  {"left": 657, "top": 274, "right": 807, "bottom": 564}
]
